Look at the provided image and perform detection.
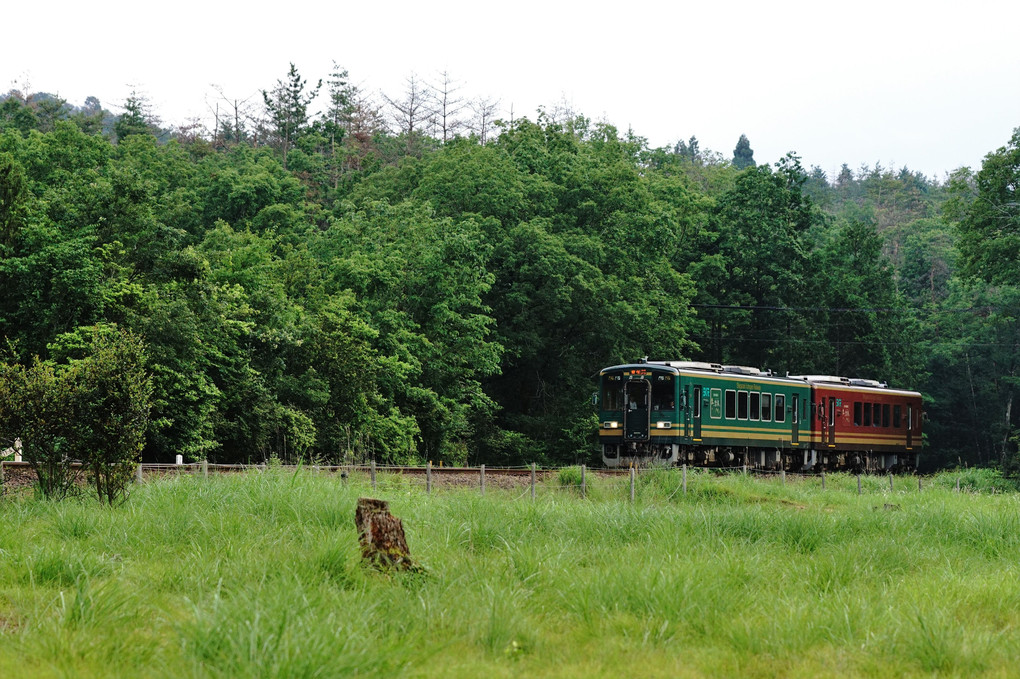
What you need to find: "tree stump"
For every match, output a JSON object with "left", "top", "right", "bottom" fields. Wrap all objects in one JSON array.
[{"left": 355, "top": 497, "right": 415, "bottom": 571}]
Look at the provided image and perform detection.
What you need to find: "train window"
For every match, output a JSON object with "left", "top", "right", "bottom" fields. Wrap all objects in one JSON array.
[
  {"left": 863, "top": 403, "right": 872, "bottom": 427},
  {"left": 894, "top": 405, "right": 901, "bottom": 428},
  {"left": 749, "top": 392, "right": 760, "bottom": 421},
  {"left": 651, "top": 378, "right": 674, "bottom": 411},
  {"left": 602, "top": 381, "right": 624, "bottom": 411},
  {"left": 725, "top": 390, "right": 736, "bottom": 419},
  {"left": 908, "top": 406, "right": 913, "bottom": 430},
  {"left": 737, "top": 391, "right": 749, "bottom": 420},
  {"left": 882, "top": 404, "right": 890, "bottom": 428},
  {"left": 775, "top": 394, "right": 786, "bottom": 422},
  {"left": 693, "top": 387, "right": 702, "bottom": 418},
  {"left": 872, "top": 403, "right": 881, "bottom": 427},
  {"left": 793, "top": 395, "right": 799, "bottom": 424},
  {"left": 761, "top": 393, "right": 772, "bottom": 421},
  {"left": 853, "top": 402, "right": 862, "bottom": 426},
  {"left": 828, "top": 399, "right": 835, "bottom": 427}
]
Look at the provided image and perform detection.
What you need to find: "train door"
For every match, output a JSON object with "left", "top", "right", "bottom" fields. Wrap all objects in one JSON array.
[
  {"left": 682, "top": 385, "right": 689, "bottom": 438},
  {"left": 907, "top": 404, "right": 913, "bottom": 449},
  {"left": 623, "top": 380, "right": 650, "bottom": 442},
  {"left": 693, "top": 386, "right": 703, "bottom": 441},
  {"left": 828, "top": 396, "right": 837, "bottom": 446},
  {"left": 791, "top": 393, "right": 800, "bottom": 446},
  {"left": 817, "top": 396, "right": 826, "bottom": 444}
]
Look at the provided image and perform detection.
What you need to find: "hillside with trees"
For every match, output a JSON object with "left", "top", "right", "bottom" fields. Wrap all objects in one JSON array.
[{"left": 1, "top": 65, "right": 1017, "bottom": 471}]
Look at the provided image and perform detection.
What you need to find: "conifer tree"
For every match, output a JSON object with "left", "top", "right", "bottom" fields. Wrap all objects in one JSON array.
[
  {"left": 732, "top": 133, "right": 756, "bottom": 169},
  {"left": 262, "top": 63, "right": 321, "bottom": 170}
]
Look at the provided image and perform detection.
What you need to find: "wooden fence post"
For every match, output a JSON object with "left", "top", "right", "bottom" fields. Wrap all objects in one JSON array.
[
  {"left": 682, "top": 464, "right": 688, "bottom": 495},
  {"left": 480, "top": 464, "right": 486, "bottom": 496},
  {"left": 136, "top": 463, "right": 143, "bottom": 484},
  {"left": 630, "top": 466, "right": 635, "bottom": 503},
  {"left": 531, "top": 463, "right": 536, "bottom": 500},
  {"left": 956, "top": 477, "right": 960, "bottom": 493},
  {"left": 202, "top": 459, "right": 208, "bottom": 480},
  {"left": 781, "top": 468, "right": 786, "bottom": 485},
  {"left": 888, "top": 473, "right": 893, "bottom": 492},
  {"left": 918, "top": 476, "right": 922, "bottom": 491},
  {"left": 427, "top": 461, "right": 432, "bottom": 494},
  {"left": 857, "top": 474, "right": 862, "bottom": 495},
  {"left": 821, "top": 471, "right": 826, "bottom": 490},
  {"left": 581, "top": 464, "right": 586, "bottom": 499},
  {"left": 371, "top": 460, "right": 376, "bottom": 490}
]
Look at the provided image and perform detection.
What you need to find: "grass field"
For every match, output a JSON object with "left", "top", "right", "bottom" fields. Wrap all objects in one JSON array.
[{"left": 2, "top": 466, "right": 1020, "bottom": 678}]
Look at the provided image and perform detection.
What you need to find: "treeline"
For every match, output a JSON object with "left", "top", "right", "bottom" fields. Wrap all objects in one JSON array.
[{"left": 0, "top": 66, "right": 1018, "bottom": 471}]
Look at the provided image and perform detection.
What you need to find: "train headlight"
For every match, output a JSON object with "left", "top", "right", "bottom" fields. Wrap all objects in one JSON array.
[
  {"left": 656, "top": 421, "right": 671, "bottom": 429},
  {"left": 603, "top": 421, "right": 619, "bottom": 429}
]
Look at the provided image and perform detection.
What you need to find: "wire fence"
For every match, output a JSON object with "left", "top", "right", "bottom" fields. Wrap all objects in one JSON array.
[
  {"left": 17, "top": 459, "right": 994, "bottom": 502},
  {"left": 2, "top": 452, "right": 1010, "bottom": 502}
]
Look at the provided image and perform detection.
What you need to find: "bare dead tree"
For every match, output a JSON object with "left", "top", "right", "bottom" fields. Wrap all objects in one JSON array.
[
  {"left": 545, "top": 93, "right": 576, "bottom": 125},
  {"left": 429, "top": 70, "right": 467, "bottom": 143},
  {"left": 468, "top": 96, "right": 501, "bottom": 145},
  {"left": 207, "top": 85, "right": 260, "bottom": 147},
  {"left": 343, "top": 88, "right": 385, "bottom": 174},
  {"left": 382, "top": 73, "right": 434, "bottom": 155},
  {"left": 173, "top": 117, "right": 209, "bottom": 144}
]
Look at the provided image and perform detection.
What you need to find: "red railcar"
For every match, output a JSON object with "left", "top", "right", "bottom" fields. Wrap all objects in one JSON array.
[{"left": 790, "top": 375, "right": 922, "bottom": 471}]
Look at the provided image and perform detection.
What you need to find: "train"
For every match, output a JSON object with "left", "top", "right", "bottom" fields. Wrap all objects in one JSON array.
[{"left": 597, "top": 359, "right": 922, "bottom": 471}]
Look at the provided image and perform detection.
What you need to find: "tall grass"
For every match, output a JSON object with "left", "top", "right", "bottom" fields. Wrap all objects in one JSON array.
[{"left": 2, "top": 468, "right": 1020, "bottom": 677}]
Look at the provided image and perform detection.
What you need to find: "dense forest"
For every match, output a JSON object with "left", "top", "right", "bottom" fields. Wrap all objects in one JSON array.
[{"left": 1, "top": 65, "right": 1018, "bottom": 471}]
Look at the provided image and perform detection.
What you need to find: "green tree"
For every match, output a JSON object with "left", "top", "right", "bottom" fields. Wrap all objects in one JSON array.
[
  {"left": 114, "top": 92, "right": 156, "bottom": 142},
  {"left": 262, "top": 63, "right": 321, "bottom": 170},
  {"left": 732, "top": 134, "right": 756, "bottom": 170},
  {"left": 0, "top": 92, "right": 38, "bottom": 135},
  {"left": 815, "top": 218, "right": 918, "bottom": 383},
  {"left": 0, "top": 358, "right": 82, "bottom": 498},
  {"left": 952, "top": 129, "right": 1020, "bottom": 471},
  {"left": 52, "top": 326, "right": 153, "bottom": 504},
  {"left": 322, "top": 61, "right": 356, "bottom": 191},
  {"left": 702, "top": 155, "right": 816, "bottom": 371},
  {"left": 0, "top": 151, "right": 29, "bottom": 241},
  {"left": 957, "top": 128, "right": 1020, "bottom": 285}
]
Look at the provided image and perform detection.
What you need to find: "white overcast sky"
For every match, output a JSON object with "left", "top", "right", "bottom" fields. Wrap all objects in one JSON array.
[{"left": 3, "top": 0, "right": 1018, "bottom": 180}]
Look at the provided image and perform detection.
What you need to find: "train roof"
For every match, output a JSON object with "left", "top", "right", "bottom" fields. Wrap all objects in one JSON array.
[
  {"left": 599, "top": 360, "right": 806, "bottom": 384},
  {"left": 600, "top": 360, "right": 920, "bottom": 395},
  {"left": 787, "top": 374, "right": 921, "bottom": 397}
]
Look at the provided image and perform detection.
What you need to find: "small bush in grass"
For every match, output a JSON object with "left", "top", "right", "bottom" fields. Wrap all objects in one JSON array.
[
  {"left": 929, "top": 467, "right": 1019, "bottom": 493},
  {"left": 0, "top": 326, "right": 151, "bottom": 504},
  {"left": 558, "top": 465, "right": 583, "bottom": 490}
]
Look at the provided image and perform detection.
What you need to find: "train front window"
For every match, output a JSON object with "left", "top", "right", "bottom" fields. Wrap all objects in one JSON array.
[
  {"left": 601, "top": 377, "right": 624, "bottom": 411},
  {"left": 651, "top": 377, "right": 674, "bottom": 411}
]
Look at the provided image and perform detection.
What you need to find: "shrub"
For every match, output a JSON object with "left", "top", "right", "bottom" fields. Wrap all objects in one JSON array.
[
  {"left": 0, "top": 358, "right": 83, "bottom": 499},
  {"left": 68, "top": 329, "right": 153, "bottom": 504},
  {"left": 0, "top": 327, "right": 152, "bottom": 503}
]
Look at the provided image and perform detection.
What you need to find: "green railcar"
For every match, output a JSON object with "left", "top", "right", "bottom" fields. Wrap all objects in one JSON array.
[{"left": 598, "top": 360, "right": 811, "bottom": 469}]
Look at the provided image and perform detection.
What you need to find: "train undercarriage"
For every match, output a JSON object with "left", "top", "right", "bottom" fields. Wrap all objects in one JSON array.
[{"left": 602, "top": 442, "right": 917, "bottom": 473}]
